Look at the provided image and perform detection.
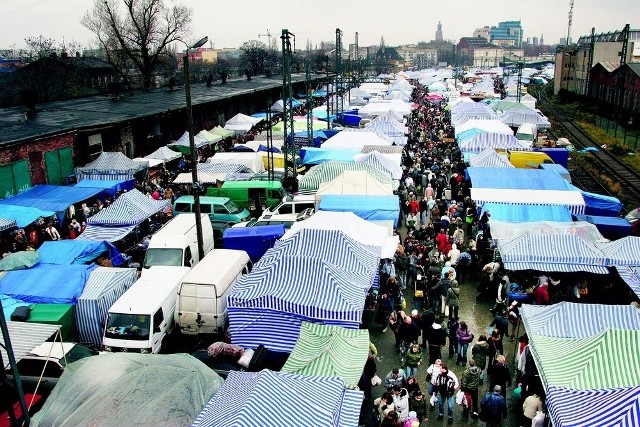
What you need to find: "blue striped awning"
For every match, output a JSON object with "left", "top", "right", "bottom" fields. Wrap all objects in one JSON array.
[
  {"left": 76, "top": 267, "right": 138, "bottom": 347},
  {"left": 499, "top": 233, "right": 608, "bottom": 274},
  {"left": 354, "top": 151, "right": 403, "bottom": 179},
  {"left": 76, "top": 152, "right": 147, "bottom": 180},
  {"left": 77, "top": 224, "right": 135, "bottom": 242},
  {"left": 87, "top": 189, "right": 169, "bottom": 226},
  {"left": 0, "top": 217, "right": 17, "bottom": 232},
  {"left": 617, "top": 266, "right": 640, "bottom": 300},
  {"left": 298, "top": 161, "right": 392, "bottom": 195},
  {"left": 229, "top": 256, "right": 370, "bottom": 324},
  {"left": 598, "top": 236, "right": 640, "bottom": 267},
  {"left": 196, "top": 163, "right": 246, "bottom": 174},
  {"left": 365, "top": 115, "right": 408, "bottom": 136},
  {"left": 497, "top": 109, "right": 551, "bottom": 128},
  {"left": 546, "top": 386, "right": 640, "bottom": 427},
  {"left": 468, "top": 148, "right": 514, "bottom": 169},
  {"left": 191, "top": 370, "right": 362, "bottom": 427},
  {"left": 229, "top": 309, "right": 307, "bottom": 352},
  {"left": 459, "top": 132, "right": 530, "bottom": 152},
  {"left": 520, "top": 302, "right": 640, "bottom": 339}
]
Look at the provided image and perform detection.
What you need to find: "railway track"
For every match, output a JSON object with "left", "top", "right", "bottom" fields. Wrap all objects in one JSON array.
[{"left": 536, "top": 91, "right": 640, "bottom": 210}]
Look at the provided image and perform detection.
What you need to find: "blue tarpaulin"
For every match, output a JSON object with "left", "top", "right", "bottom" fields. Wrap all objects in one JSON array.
[
  {"left": 0, "top": 264, "right": 97, "bottom": 304},
  {"left": 300, "top": 148, "right": 359, "bottom": 165},
  {"left": 319, "top": 195, "right": 400, "bottom": 228},
  {"left": 533, "top": 148, "right": 570, "bottom": 167},
  {"left": 222, "top": 225, "right": 285, "bottom": 263},
  {"left": 568, "top": 185, "right": 622, "bottom": 217},
  {"left": 1, "top": 294, "right": 30, "bottom": 320},
  {"left": 0, "top": 185, "right": 103, "bottom": 224},
  {"left": 574, "top": 215, "right": 631, "bottom": 240},
  {"left": 481, "top": 202, "right": 573, "bottom": 222},
  {"left": 38, "top": 240, "right": 124, "bottom": 266},
  {"left": 467, "top": 168, "right": 572, "bottom": 190},
  {"left": 0, "top": 204, "right": 55, "bottom": 227},
  {"left": 74, "top": 179, "right": 135, "bottom": 200}
]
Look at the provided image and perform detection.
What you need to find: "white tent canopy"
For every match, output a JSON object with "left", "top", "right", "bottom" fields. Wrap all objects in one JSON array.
[
  {"left": 315, "top": 170, "right": 394, "bottom": 204},
  {"left": 145, "top": 146, "right": 181, "bottom": 163},
  {"left": 206, "top": 152, "right": 265, "bottom": 173},
  {"left": 454, "top": 119, "right": 514, "bottom": 136},
  {"left": 489, "top": 220, "right": 608, "bottom": 244},
  {"left": 471, "top": 188, "right": 586, "bottom": 215},
  {"left": 322, "top": 130, "right": 393, "bottom": 151},
  {"left": 224, "top": 113, "right": 262, "bottom": 133},
  {"left": 358, "top": 100, "right": 412, "bottom": 118},
  {"left": 283, "top": 211, "right": 399, "bottom": 259}
]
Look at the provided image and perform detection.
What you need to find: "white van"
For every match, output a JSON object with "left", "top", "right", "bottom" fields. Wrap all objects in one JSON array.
[
  {"left": 142, "top": 214, "right": 213, "bottom": 275},
  {"left": 516, "top": 123, "right": 538, "bottom": 147},
  {"left": 103, "top": 266, "right": 191, "bottom": 353},
  {"left": 261, "top": 195, "right": 316, "bottom": 216},
  {"left": 175, "top": 249, "right": 252, "bottom": 335}
]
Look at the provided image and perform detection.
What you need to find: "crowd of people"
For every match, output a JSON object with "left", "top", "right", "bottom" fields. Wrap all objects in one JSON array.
[{"left": 358, "top": 82, "right": 547, "bottom": 427}]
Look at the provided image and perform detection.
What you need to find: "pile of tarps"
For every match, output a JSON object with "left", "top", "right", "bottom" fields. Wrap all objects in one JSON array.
[
  {"left": 74, "top": 179, "right": 135, "bottom": 200},
  {"left": 79, "top": 189, "right": 169, "bottom": 242},
  {"left": 497, "top": 233, "right": 608, "bottom": 274},
  {"left": 298, "top": 161, "right": 393, "bottom": 195},
  {"left": 38, "top": 240, "right": 123, "bottom": 266},
  {"left": 228, "top": 253, "right": 373, "bottom": 352},
  {"left": 0, "top": 264, "right": 97, "bottom": 304},
  {"left": 0, "top": 184, "right": 103, "bottom": 224},
  {"left": 284, "top": 211, "right": 399, "bottom": 259},
  {"left": 76, "top": 152, "right": 147, "bottom": 181},
  {"left": 31, "top": 353, "right": 223, "bottom": 427},
  {"left": 489, "top": 220, "right": 605, "bottom": 244},
  {"left": 319, "top": 195, "right": 400, "bottom": 228},
  {"left": 168, "top": 131, "right": 210, "bottom": 153},
  {"left": 520, "top": 303, "right": 640, "bottom": 427},
  {"left": 191, "top": 370, "right": 362, "bottom": 427},
  {"left": 480, "top": 203, "right": 573, "bottom": 223},
  {"left": 76, "top": 267, "right": 138, "bottom": 347},
  {"left": 315, "top": 170, "right": 394, "bottom": 205},
  {"left": 281, "top": 322, "right": 369, "bottom": 388}
]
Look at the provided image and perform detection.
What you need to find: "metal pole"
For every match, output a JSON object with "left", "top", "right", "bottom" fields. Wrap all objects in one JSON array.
[
  {"left": 183, "top": 54, "right": 205, "bottom": 260},
  {"left": 0, "top": 304, "right": 30, "bottom": 426}
]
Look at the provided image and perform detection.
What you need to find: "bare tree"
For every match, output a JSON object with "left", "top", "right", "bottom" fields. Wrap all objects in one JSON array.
[
  {"left": 239, "top": 40, "right": 268, "bottom": 78},
  {"left": 82, "top": 0, "right": 192, "bottom": 89}
]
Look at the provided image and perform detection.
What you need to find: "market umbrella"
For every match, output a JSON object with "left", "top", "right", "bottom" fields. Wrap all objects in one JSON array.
[{"left": 0, "top": 251, "right": 40, "bottom": 271}]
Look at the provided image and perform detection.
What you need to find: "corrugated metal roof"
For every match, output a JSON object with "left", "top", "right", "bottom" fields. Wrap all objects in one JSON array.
[{"left": 1, "top": 321, "right": 60, "bottom": 368}]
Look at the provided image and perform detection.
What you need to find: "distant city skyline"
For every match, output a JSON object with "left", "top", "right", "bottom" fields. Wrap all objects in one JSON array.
[{"left": 1, "top": 0, "right": 638, "bottom": 51}]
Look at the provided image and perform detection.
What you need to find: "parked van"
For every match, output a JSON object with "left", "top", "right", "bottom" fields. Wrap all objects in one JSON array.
[
  {"left": 103, "top": 266, "right": 190, "bottom": 354},
  {"left": 142, "top": 214, "right": 214, "bottom": 274},
  {"left": 175, "top": 249, "right": 252, "bottom": 335},
  {"left": 261, "top": 194, "right": 316, "bottom": 216},
  {"left": 174, "top": 196, "right": 250, "bottom": 224},
  {"left": 515, "top": 123, "right": 538, "bottom": 147},
  {"left": 206, "top": 181, "right": 287, "bottom": 215}
]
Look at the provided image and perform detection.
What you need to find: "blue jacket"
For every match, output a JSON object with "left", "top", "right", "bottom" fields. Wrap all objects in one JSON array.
[{"left": 480, "top": 392, "right": 507, "bottom": 421}]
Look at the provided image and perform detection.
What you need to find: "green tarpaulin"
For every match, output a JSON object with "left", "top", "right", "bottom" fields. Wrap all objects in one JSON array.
[
  {"left": 530, "top": 328, "right": 640, "bottom": 390},
  {"left": 281, "top": 322, "right": 369, "bottom": 388}
]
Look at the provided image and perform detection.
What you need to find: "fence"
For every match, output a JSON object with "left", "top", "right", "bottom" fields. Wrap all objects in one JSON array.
[{"left": 593, "top": 116, "right": 640, "bottom": 151}]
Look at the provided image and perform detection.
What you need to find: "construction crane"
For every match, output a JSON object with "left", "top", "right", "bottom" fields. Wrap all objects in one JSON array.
[
  {"left": 567, "top": 0, "right": 574, "bottom": 45},
  {"left": 258, "top": 29, "right": 273, "bottom": 49}
]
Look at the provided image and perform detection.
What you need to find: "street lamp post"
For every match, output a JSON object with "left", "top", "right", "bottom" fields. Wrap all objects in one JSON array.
[{"left": 182, "top": 36, "right": 208, "bottom": 260}]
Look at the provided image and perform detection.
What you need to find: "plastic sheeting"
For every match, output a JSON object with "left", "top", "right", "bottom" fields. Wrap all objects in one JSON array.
[
  {"left": 319, "top": 195, "right": 400, "bottom": 228},
  {"left": 480, "top": 203, "right": 573, "bottom": 223},
  {"left": 489, "top": 220, "right": 606, "bottom": 244},
  {"left": 0, "top": 264, "right": 96, "bottom": 304},
  {"left": 574, "top": 215, "right": 631, "bottom": 240},
  {"left": 38, "top": 240, "right": 123, "bottom": 266},
  {"left": 31, "top": 353, "right": 223, "bottom": 427},
  {"left": 301, "top": 148, "right": 359, "bottom": 165}
]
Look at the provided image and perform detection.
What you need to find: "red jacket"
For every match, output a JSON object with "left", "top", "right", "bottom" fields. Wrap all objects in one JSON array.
[
  {"left": 533, "top": 285, "right": 550, "bottom": 305},
  {"left": 435, "top": 232, "right": 448, "bottom": 252}
]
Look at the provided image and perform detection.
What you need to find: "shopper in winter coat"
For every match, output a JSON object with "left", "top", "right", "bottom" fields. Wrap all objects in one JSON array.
[
  {"left": 523, "top": 393, "right": 543, "bottom": 422},
  {"left": 404, "top": 343, "right": 423, "bottom": 378},
  {"left": 392, "top": 385, "right": 411, "bottom": 422},
  {"left": 460, "top": 359, "right": 482, "bottom": 417},
  {"left": 425, "top": 359, "right": 443, "bottom": 395},
  {"left": 456, "top": 321, "right": 474, "bottom": 366},
  {"left": 488, "top": 355, "right": 512, "bottom": 398},
  {"left": 445, "top": 280, "right": 460, "bottom": 320},
  {"left": 471, "top": 335, "right": 490, "bottom": 382},
  {"left": 480, "top": 386, "right": 508, "bottom": 426},
  {"left": 409, "top": 391, "right": 428, "bottom": 423},
  {"left": 385, "top": 368, "right": 407, "bottom": 390},
  {"left": 374, "top": 392, "right": 396, "bottom": 419}
]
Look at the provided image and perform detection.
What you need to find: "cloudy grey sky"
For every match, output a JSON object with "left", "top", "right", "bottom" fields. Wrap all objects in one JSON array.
[{"left": 2, "top": 0, "right": 638, "bottom": 50}]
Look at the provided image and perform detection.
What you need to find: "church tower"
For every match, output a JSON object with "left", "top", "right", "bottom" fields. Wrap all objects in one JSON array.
[{"left": 436, "top": 21, "right": 443, "bottom": 42}]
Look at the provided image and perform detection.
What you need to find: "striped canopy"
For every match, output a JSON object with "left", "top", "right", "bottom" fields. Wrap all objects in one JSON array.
[
  {"left": 529, "top": 328, "right": 640, "bottom": 390},
  {"left": 497, "top": 109, "right": 551, "bottom": 128},
  {"left": 76, "top": 152, "right": 147, "bottom": 180},
  {"left": 546, "top": 386, "right": 640, "bottom": 427},
  {"left": 365, "top": 115, "right": 408, "bottom": 137},
  {"left": 597, "top": 236, "right": 640, "bottom": 267},
  {"left": 87, "top": 189, "right": 169, "bottom": 226},
  {"left": 76, "top": 267, "right": 138, "bottom": 347},
  {"left": 498, "top": 233, "right": 609, "bottom": 274},
  {"left": 0, "top": 217, "right": 17, "bottom": 232},
  {"left": 282, "top": 323, "right": 370, "bottom": 388},
  {"left": 617, "top": 266, "right": 640, "bottom": 299},
  {"left": 353, "top": 151, "right": 403, "bottom": 179},
  {"left": 77, "top": 224, "right": 135, "bottom": 242},
  {"left": 191, "top": 370, "right": 363, "bottom": 427},
  {"left": 228, "top": 256, "right": 370, "bottom": 324},
  {"left": 196, "top": 163, "right": 246, "bottom": 175},
  {"left": 361, "top": 145, "right": 404, "bottom": 154},
  {"left": 168, "top": 131, "right": 210, "bottom": 153},
  {"left": 520, "top": 302, "right": 640, "bottom": 339},
  {"left": 298, "top": 161, "right": 392, "bottom": 195},
  {"left": 459, "top": 132, "right": 530, "bottom": 153},
  {"left": 468, "top": 148, "right": 514, "bottom": 169}
]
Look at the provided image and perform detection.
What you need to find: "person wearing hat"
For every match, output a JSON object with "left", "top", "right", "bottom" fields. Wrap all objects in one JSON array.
[{"left": 479, "top": 385, "right": 508, "bottom": 426}]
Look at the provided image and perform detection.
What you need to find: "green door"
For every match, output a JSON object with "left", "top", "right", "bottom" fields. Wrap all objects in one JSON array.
[
  {"left": 45, "top": 147, "right": 74, "bottom": 185},
  {"left": 0, "top": 160, "right": 32, "bottom": 199}
]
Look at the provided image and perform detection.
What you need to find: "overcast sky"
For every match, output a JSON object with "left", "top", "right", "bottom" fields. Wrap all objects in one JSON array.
[{"left": 2, "top": 0, "right": 638, "bottom": 51}]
